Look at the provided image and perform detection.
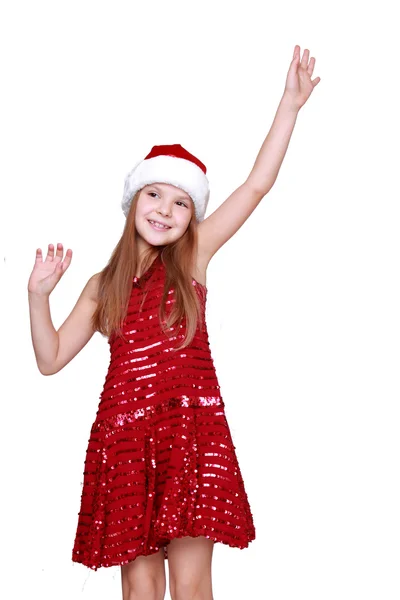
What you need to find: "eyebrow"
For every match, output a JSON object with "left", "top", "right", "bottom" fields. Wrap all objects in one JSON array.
[{"left": 150, "top": 183, "right": 191, "bottom": 202}]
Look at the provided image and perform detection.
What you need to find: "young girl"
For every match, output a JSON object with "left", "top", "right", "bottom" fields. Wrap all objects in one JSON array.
[{"left": 28, "top": 45, "right": 320, "bottom": 600}]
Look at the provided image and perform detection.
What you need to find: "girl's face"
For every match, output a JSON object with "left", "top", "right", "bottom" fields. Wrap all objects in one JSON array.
[{"left": 134, "top": 183, "right": 194, "bottom": 250}]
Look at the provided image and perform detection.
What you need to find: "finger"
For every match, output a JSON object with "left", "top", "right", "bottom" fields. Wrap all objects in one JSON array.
[
  {"left": 311, "top": 77, "right": 321, "bottom": 87},
  {"left": 301, "top": 48, "right": 309, "bottom": 69},
  {"left": 62, "top": 248, "right": 73, "bottom": 269},
  {"left": 35, "top": 248, "right": 43, "bottom": 263},
  {"left": 54, "top": 242, "right": 64, "bottom": 261},
  {"left": 58, "top": 260, "right": 67, "bottom": 275},
  {"left": 289, "top": 51, "right": 299, "bottom": 74},
  {"left": 45, "top": 243, "right": 55, "bottom": 262},
  {"left": 53, "top": 257, "right": 67, "bottom": 273},
  {"left": 307, "top": 57, "right": 316, "bottom": 77}
]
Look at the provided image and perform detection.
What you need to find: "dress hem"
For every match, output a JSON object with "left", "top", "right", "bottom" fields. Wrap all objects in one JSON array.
[{"left": 72, "top": 531, "right": 256, "bottom": 571}]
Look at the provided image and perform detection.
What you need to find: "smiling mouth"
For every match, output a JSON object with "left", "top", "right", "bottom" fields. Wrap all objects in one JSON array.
[{"left": 148, "top": 219, "right": 171, "bottom": 230}]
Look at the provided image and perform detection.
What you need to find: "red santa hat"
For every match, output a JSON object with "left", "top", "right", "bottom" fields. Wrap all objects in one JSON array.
[{"left": 122, "top": 144, "right": 210, "bottom": 222}]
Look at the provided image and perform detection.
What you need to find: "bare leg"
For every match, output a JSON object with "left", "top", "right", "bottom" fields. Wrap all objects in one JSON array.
[
  {"left": 120, "top": 548, "right": 166, "bottom": 600},
  {"left": 168, "top": 536, "right": 214, "bottom": 600}
]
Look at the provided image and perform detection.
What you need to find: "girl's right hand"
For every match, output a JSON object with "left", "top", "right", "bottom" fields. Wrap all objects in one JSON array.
[{"left": 28, "top": 243, "right": 73, "bottom": 296}]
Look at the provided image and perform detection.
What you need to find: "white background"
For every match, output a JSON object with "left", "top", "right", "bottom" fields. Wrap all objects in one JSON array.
[{"left": 2, "top": 1, "right": 399, "bottom": 599}]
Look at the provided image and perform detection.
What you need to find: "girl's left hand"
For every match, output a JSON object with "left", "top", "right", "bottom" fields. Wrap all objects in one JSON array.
[{"left": 284, "top": 45, "right": 321, "bottom": 111}]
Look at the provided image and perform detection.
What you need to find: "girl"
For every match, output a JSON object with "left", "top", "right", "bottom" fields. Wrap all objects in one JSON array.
[{"left": 28, "top": 45, "right": 320, "bottom": 600}]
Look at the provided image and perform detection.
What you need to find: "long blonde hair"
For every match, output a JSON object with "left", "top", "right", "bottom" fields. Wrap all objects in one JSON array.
[{"left": 91, "top": 190, "right": 204, "bottom": 350}]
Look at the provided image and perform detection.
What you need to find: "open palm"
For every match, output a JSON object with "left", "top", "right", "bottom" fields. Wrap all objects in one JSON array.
[
  {"left": 28, "top": 243, "right": 73, "bottom": 296},
  {"left": 285, "top": 45, "right": 321, "bottom": 110}
]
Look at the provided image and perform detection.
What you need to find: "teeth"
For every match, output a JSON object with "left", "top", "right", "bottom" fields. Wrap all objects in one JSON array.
[{"left": 149, "top": 220, "right": 169, "bottom": 229}]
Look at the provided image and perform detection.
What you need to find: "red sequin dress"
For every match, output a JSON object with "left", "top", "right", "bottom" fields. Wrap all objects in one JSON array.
[{"left": 72, "top": 255, "right": 255, "bottom": 570}]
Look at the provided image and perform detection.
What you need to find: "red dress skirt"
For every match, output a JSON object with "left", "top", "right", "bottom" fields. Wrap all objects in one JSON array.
[{"left": 72, "top": 255, "right": 255, "bottom": 570}]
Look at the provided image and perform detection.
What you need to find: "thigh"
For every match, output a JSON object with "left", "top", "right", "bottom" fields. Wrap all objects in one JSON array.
[
  {"left": 168, "top": 536, "right": 214, "bottom": 599},
  {"left": 121, "top": 548, "right": 166, "bottom": 600}
]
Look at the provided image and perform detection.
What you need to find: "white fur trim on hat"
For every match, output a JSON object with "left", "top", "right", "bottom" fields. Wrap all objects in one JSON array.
[{"left": 122, "top": 155, "right": 210, "bottom": 222}]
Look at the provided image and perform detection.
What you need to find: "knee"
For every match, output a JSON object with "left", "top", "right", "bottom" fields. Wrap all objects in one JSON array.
[
  {"left": 170, "top": 576, "right": 209, "bottom": 600},
  {"left": 124, "top": 574, "right": 165, "bottom": 600}
]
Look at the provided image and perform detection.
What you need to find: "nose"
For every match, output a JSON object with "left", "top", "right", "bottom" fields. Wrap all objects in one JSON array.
[{"left": 156, "top": 198, "right": 172, "bottom": 218}]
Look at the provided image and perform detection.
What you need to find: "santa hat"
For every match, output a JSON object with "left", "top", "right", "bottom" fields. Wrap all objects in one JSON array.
[{"left": 122, "top": 144, "right": 210, "bottom": 222}]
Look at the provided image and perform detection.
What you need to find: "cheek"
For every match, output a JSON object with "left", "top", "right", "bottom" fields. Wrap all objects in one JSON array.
[
  {"left": 178, "top": 212, "right": 192, "bottom": 230},
  {"left": 134, "top": 203, "right": 148, "bottom": 229},
  {"left": 136, "top": 197, "right": 154, "bottom": 221},
  {"left": 137, "top": 195, "right": 149, "bottom": 212}
]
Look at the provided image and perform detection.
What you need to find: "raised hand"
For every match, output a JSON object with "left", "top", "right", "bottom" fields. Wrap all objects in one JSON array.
[
  {"left": 284, "top": 45, "right": 321, "bottom": 111},
  {"left": 28, "top": 243, "right": 73, "bottom": 296}
]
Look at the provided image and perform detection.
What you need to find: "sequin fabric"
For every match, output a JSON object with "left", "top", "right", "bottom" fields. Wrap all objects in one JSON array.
[{"left": 72, "top": 255, "right": 255, "bottom": 570}]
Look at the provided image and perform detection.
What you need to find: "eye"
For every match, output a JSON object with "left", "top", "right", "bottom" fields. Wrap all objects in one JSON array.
[
  {"left": 176, "top": 200, "right": 188, "bottom": 208},
  {"left": 148, "top": 192, "right": 158, "bottom": 198}
]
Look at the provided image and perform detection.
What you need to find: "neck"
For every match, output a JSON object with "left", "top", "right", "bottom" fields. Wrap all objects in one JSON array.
[{"left": 135, "top": 239, "right": 160, "bottom": 278}]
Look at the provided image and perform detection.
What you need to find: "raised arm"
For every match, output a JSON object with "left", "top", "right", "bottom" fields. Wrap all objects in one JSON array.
[
  {"left": 197, "top": 45, "right": 321, "bottom": 263},
  {"left": 28, "top": 243, "right": 100, "bottom": 375}
]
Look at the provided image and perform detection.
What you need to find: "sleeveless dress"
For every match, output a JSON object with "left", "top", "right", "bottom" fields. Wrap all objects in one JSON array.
[{"left": 72, "top": 255, "right": 255, "bottom": 570}]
